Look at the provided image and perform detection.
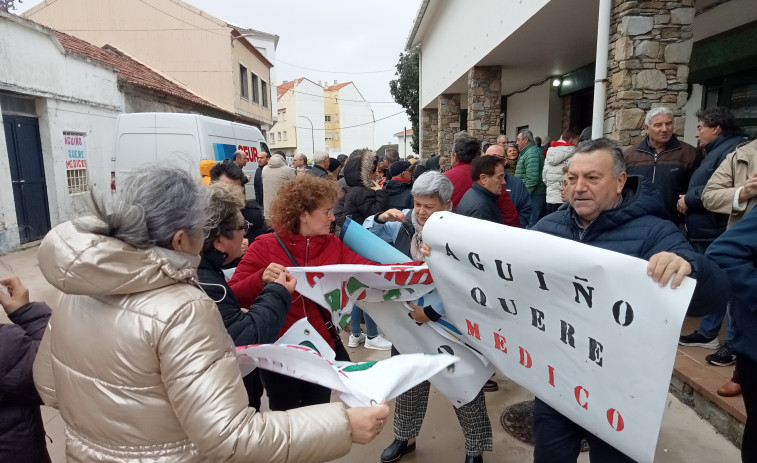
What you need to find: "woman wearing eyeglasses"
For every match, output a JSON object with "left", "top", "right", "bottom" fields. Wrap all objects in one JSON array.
[{"left": 229, "top": 174, "right": 379, "bottom": 411}]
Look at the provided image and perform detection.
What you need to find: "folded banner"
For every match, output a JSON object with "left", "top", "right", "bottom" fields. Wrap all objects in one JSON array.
[
  {"left": 422, "top": 212, "right": 694, "bottom": 463},
  {"left": 237, "top": 343, "right": 459, "bottom": 407},
  {"left": 288, "top": 263, "right": 434, "bottom": 328}
]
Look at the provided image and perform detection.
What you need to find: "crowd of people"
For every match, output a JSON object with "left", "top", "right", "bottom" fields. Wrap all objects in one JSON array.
[{"left": 1, "top": 104, "right": 755, "bottom": 463}]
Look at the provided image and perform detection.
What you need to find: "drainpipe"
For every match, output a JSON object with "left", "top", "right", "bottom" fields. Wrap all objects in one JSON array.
[{"left": 591, "top": 0, "right": 612, "bottom": 140}]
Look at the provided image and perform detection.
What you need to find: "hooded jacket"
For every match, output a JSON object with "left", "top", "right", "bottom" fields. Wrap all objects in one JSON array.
[
  {"left": 0, "top": 302, "right": 52, "bottom": 463},
  {"left": 543, "top": 141, "right": 576, "bottom": 204},
  {"left": 623, "top": 135, "right": 700, "bottom": 222},
  {"left": 533, "top": 176, "right": 728, "bottom": 318},
  {"left": 683, "top": 134, "right": 745, "bottom": 241},
  {"left": 701, "top": 139, "right": 757, "bottom": 229},
  {"left": 339, "top": 150, "right": 388, "bottom": 226},
  {"left": 33, "top": 220, "right": 352, "bottom": 463},
  {"left": 262, "top": 154, "right": 297, "bottom": 221}
]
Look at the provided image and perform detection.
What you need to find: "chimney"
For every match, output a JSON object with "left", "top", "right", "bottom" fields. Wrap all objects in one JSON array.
[
  {"left": 334, "top": 80, "right": 338, "bottom": 85},
  {"left": 282, "top": 80, "right": 288, "bottom": 83},
  {"left": 318, "top": 80, "right": 322, "bottom": 86}
]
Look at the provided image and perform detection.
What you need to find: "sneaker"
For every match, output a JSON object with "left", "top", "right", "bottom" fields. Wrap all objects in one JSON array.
[
  {"left": 706, "top": 343, "right": 737, "bottom": 366},
  {"left": 678, "top": 330, "right": 718, "bottom": 349},
  {"left": 348, "top": 333, "right": 366, "bottom": 347},
  {"left": 365, "top": 334, "right": 392, "bottom": 350}
]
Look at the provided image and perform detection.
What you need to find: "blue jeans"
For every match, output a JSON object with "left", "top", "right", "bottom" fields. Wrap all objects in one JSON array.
[
  {"left": 533, "top": 398, "right": 634, "bottom": 463},
  {"left": 350, "top": 306, "right": 378, "bottom": 338},
  {"left": 698, "top": 303, "right": 734, "bottom": 343},
  {"left": 529, "top": 194, "right": 547, "bottom": 228}
]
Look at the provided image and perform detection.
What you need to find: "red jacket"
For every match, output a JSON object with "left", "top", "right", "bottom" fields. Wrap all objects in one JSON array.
[
  {"left": 445, "top": 161, "right": 520, "bottom": 227},
  {"left": 229, "top": 232, "right": 374, "bottom": 348}
]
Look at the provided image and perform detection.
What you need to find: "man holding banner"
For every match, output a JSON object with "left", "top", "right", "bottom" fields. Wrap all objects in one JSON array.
[{"left": 529, "top": 138, "right": 728, "bottom": 462}]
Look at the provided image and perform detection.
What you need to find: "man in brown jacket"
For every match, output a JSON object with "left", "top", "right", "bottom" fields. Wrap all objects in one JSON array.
[
  {"left": 702, "top": 139, "right": 757, "bottom": 228},
  {"left": 623, "top": 107, "right": 700, "bottom": 223}
]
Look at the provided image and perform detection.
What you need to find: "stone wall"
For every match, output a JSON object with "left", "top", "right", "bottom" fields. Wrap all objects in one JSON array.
[
  {"left": 437, "top": 93, "right": 461, "bottom": 168},
  {"left": 467, "top": 66, "right": 502, "bottom": 143},
  {"left": 421, "top": 107, "right": 439, "bottom": 160},
  {"left": 604, "top": 0, "right": 694, "bottom": 146}
]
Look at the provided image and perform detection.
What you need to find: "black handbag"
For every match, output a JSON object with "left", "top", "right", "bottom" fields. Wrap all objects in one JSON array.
[{"left": 273, "top": 233, "right": 351, "bottom": 361}]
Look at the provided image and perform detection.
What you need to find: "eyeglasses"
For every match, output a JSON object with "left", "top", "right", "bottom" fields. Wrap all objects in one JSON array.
[
  {"left": 232, "top": 220, "right": 251, "bottom": 232},
  {"left": 315, "top": 209, "right": 334, "bottom": 217}
]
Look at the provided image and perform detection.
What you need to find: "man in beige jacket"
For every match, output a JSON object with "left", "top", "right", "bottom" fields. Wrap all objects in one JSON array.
[
  {"left": 702, "top": 139, "right": 757, "bottom": 228},
  {"left": 263, "top": 152, "right": 297, "bottom": 222}
]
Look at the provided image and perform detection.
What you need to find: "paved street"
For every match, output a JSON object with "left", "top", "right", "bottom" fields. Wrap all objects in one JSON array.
[{"left": 3, "top": 246, "right": 740, "bottom": 463}]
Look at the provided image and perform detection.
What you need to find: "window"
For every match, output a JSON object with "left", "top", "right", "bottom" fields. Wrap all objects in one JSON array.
[
  {"left": 277, "top": 132, "right": 281, "bottom": 141},
  {"left": 261, "top": 80, "right": 268, "bottom": 108},
  {"left": 64, "top": 132, "right": 88, "bottom": 194},
  {"left": 325, "top": 132, "right": 333, "bottom": 141},
  {"left": 251, "top": 73, "right": 259, "bottom": 104},
  {"left": 325, "top": 115, "right": 331, "bottom": 122},
  {"left": 239, "top": 64, "right": 249, "bottom": 99},
  {"left": 283, "top": 131, "right": 287, "bottom": 141},
  {"left": 279, "top": 109, "right": 286, "bottom": 121},
  {"left": 334, "top": 132, "right": 339, "bottom": 141}
]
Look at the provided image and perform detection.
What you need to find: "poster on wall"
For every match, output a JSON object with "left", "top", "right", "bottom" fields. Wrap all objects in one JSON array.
[{"left": 64, "top": 132, "right": 87, "bottom": 170}]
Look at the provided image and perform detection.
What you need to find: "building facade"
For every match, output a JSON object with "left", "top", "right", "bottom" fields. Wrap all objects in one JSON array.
[
  {"left": 24, "top": 0, "right": 276, "bottom": 136},
  {"left": 409, "top": 0, "right": 757, "bottom": 161}
]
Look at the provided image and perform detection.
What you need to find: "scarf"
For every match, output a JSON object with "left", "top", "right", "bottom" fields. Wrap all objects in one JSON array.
[{"left": 409, "top": 210, "right": 425, "bottom": 261}]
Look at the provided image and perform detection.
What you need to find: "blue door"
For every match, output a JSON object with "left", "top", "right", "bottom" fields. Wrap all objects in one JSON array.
[{"left": 3, "top": 115, "right": 51, "bottom": 244}]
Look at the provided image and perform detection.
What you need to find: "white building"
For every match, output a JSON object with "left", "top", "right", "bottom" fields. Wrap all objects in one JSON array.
[
  {"left": 270, "top": 78, "right": 327, "bottom": 158},
  {"left": 0, "top": 11, "right": 235, "bottom": 250},
  {"left": 394, "top": 128, "right": 414, "bottom": 159}
]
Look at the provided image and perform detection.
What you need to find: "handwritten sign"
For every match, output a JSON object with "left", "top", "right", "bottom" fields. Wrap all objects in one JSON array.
[{"left": 64, "top": 133, "right": 87, "bottom": 170}]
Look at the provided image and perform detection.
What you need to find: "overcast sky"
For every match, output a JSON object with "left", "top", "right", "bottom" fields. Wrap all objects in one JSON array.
[{"left": 17, "top": 0, "right": 421, "bottom": 149}]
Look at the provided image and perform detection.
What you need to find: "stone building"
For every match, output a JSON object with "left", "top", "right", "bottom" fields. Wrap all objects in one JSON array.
[{"left": 408, "top": 0, "right": 757, "bottom": 159}]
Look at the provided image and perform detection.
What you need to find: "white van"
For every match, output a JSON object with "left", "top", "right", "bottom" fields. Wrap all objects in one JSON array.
[{"left": 113, "top": 113, "right": 270, "bottom": 200}]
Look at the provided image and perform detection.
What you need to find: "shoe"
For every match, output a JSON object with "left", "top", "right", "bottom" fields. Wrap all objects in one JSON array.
[
  {"left": 348, "top": 333, "right": 366, "bottom": 347},
  {"left": 678, "top": 330, "right": 718, "bottom": 349},
  {"left": 717, "top": 380, "right": 742, "bottom": 397},
  {"left": 365, "top": 334, "right": 392, "bottom": 350},
  {"left": 483, "top": 379, "right": 498, "bottom": 392},
  {"left": 380, "top": 439, "right": 416, "bottom": 463},
  {"left": 464, "top": 455, "right": 483, "bottom": 463},
  {"left": 706, "top": 343, "right": 737, "bottom": 366}
]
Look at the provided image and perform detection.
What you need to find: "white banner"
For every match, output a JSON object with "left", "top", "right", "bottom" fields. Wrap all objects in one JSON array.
[
  {"left": 289, "top": 265, "right": 494, "bottom": 406},
  {"left": 422, "top": 212, "right": 694, "bottom": 463},
  {"left": 237, "top": 343, "right": 458, "bottom": 408}
]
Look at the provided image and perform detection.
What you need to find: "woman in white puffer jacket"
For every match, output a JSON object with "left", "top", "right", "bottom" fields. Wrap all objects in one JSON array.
[{"left": 543, "top": 128, "right": 580, "bottom": 214}]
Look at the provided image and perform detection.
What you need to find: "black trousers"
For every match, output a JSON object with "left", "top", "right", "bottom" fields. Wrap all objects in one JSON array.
[
  {"left": 737, "top": 355, "right": 757, "bottom": 462},
  {"left": 260, "top": 370, "right": 332, "bottom": 411},
  {"left": 533, "top": 398, "right": 635, "bottom": 463}
]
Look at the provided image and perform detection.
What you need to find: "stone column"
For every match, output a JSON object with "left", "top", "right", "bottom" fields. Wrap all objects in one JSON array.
[
  {"left": 467, "top": 66, "right": 502, "bottom": 142},
  {"left": 604, "top": 0, "right": 694, "bottom": 146},
  {"left": 421, "top": 108, "right": 439, "bottom": 160},
  {"left": 437, "top": 94, "right": 461, "bottom": 168}
]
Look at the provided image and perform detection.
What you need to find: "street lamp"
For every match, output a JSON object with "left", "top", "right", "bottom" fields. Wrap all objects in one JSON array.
[{"left": 298, "top": 115, "right": 315, "bottom": 155}]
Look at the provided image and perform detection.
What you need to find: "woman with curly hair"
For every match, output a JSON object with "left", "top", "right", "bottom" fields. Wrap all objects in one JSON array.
[{"left": 229, "top": 175, "right": 377, "bottom": 411}]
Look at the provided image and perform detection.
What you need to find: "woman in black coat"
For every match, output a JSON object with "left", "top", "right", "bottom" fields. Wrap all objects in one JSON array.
[{"left": 0, "top": 275, "right": 52, "bottom": 463}]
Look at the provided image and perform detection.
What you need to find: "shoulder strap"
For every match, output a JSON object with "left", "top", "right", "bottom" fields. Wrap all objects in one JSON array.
[{"left": 273, "top": 232, "right": 299, "bottom": 267}]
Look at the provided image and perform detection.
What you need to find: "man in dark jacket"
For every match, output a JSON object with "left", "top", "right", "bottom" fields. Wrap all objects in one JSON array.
[
  {"left": 531, "top": 138, "right": 728, "bottom": 463},
  {"left": 0, "top": 276, "right": 52, "bottom": 463},
  {"left": 254, "top": 150, "right": 270, "bottom": 209},
  {"left": 677, "top": 107, "right": 746, "bottom": 368},
  {"left": 457, "top": 155, "right": 506, "bottom": 223},
  {"left": 485, "top": 144, "right": 531, "bottom": 227},
  {"left": 383, "top": 160, "right": 414, "bottom": 210},
  {"left": 307, "top": 150, "right": 330, "bottom": 178},
  {"left": 706, "top": 207, "right": 757, "bottom": 463},
  {"left": 623, "top": 107, "right": 701, "bottom": 223}
]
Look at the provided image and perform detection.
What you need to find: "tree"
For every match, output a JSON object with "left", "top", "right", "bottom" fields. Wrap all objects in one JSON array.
[
  {"left": 389, "top": 47, "right": 420, "bottom": 154},
  {"left": 0, "top": 0, "right": 22, "bottom": 11}
]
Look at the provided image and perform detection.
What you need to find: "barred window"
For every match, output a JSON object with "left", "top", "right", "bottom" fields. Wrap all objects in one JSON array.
[
  {"left": 67, "top": 168, "right": 88, "bottom": 194},
  {"left": 64, "top": 132, "right": 88, "bottom": 194}
]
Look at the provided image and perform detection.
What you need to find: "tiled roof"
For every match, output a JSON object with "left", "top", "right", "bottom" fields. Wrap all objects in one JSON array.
[
  {"left": 394, "top": 128, "right": 414, "bottom": 136},
  {"left": 54, "top": 30, "right": 230, "bottom": 114},
  {"left": 277, "top": 77, "right": 304, "bottom": 99},
  {"left": 326, "top": 81, "right": 352, "bottom": 91}
]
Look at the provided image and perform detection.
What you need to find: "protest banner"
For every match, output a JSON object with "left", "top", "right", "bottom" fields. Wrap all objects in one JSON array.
[
  {"left": 421, "top": 212, "right": 694, "bottom": 463},
  {"left": 236, "top": 343, "right": 458, "bottom": 408}
]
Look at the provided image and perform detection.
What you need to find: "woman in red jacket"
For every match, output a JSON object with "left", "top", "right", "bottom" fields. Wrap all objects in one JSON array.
[{"left": 229, "top": 175, "right": 375, "bottom": 410}]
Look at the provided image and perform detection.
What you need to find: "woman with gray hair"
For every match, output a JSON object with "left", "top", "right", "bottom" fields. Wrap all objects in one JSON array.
[
  {"left": 32, "top": 166, "right": 388, "bottom": 463},
  {"left": 364, "top": 171, "right": 493, "bottom": 463}
]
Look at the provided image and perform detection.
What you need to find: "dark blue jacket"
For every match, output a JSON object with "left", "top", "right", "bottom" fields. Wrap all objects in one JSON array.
[
  {"left": 533, "top": 175, "right": 728, "bottom": 317},
  {"left": 254, "top": 165, "right": 264, "bottom": 208},
  {"left": 0, "top": 302, "right": 52, "bottom": 463},
  {"left": 383, "top": 178, "right": 414, "bottom": 210},
  {"left": 198, "top": 249, "right": 290, "bottom": 346},
  {"left": 505, "top": 172, "right": 531, "bottom": 228},
  {"left": 457, "top": 183, "right": 504, "bottom": 224},
  {"left": 706, "top": 207, "right": 757, "bottom": 363},
  {"left": 683, "top": 135, "right": 745, "bottom": 242}
]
